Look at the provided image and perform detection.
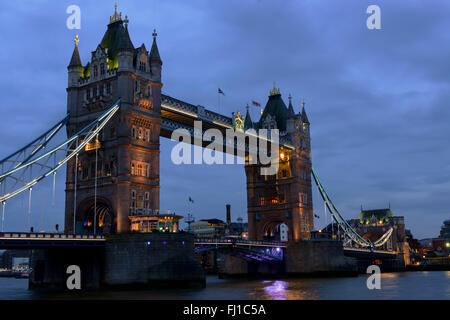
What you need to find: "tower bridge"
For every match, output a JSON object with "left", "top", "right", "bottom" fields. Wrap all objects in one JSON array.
[{"left": 0, "top": 6, "right": 410, "bottom": 288}]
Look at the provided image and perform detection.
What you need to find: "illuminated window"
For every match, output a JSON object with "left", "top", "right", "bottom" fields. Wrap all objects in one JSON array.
[
  {"left": 131, "top": 161, "right": 150, "bottom": 177},
  {"left": 260, "top": 197, "right": 266, "bottom": 205},
  {"left": 303, "top": 123, "right": 308, "bottom": 132},
  {"left": 138, "top": 128, "right": 143, "bottom": 140}
]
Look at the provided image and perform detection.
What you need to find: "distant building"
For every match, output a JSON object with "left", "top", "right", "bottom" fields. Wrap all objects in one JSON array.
[
  {"left": 129, "top": 212, "right": 183, "bottom": 233},
  {"left": 190, "top": 219, "right": 226, "bottom": 238},
  {"left": 440, "top": 219, "right": 450, "bottom": 239},
  {"left": 406, "top": 229, "right": 425, "bottom": 254},
  {"left": 229, "top": 217, "right": 248, "bottom": 239}
]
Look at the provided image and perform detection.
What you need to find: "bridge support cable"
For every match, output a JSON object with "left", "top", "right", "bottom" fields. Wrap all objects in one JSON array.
[
  {"left": 312, "top": 167, "right": 393, "bottom": 248},
  {"left": 28, "top": 187, "right": 32, "bottom": 230},
  {"left": 0, "top": 116, "right": 69, "bottom": 174},
  {"left": 73, "top": 151, "right": 78, "bottom": 233},
  {"left": 94, "top": 133, "right": 99, "bottom": 235},
  {"left": 0, "top": 100, "right": 120, "bottom": 204},
  {"left": 40, "top": 180, "right": 45, "bottom": 231},
  {"left": 1, "top": 201, "right": 5, "bottom": 232}
]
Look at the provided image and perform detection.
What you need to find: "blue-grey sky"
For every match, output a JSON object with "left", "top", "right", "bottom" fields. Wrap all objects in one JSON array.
[{"left": 0, "top": 0, "right": 448, "bottom": 239}]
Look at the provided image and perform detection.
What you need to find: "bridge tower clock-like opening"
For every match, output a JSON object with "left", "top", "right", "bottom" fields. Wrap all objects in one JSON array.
[{"left": 64, "top": 6, "right": 163, "bottom": 234}]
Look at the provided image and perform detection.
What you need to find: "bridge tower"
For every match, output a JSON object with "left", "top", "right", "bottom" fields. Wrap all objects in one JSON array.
[
  {"left": 64, "top": 6, "right": 162, "bottom": 234},
  {"left": 245, "top": 85, "right": 314, "bottom": 242}
]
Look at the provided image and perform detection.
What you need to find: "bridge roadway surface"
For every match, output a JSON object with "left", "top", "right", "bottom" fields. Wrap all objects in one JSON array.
[{"left": 0, "top": 233, "right": 397, "bottom": 259}]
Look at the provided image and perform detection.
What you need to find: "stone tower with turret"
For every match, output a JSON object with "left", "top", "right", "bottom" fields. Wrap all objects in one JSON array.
[
  {"left": 64, "top": 6, "right": 162, "bottom": 234},
  {"left": 245, "top": 84, "right": 313, "bottom": 242}
]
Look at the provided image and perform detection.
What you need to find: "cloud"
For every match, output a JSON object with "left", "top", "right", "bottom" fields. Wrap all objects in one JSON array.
[{"left": 0, "top": 0, "right": 448, "bottom": 238}]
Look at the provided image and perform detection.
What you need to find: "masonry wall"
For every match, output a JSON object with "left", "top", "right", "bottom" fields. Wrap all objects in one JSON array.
[
  {"left": 285, "top": 240, "right": 358, "bottom": 275},
  {"left": 103, "top": 232, "right": 205, "bottom": 288}
]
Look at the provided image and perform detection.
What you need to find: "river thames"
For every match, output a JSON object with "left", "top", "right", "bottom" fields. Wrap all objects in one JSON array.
[{"left": 0, "top": 271, "right": 448, "bottom": 300}]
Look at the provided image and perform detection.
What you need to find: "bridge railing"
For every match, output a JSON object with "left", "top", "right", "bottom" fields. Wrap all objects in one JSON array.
[
  {"left": 343, "top": 247, "right": 396, "bottom": 255},
  {"left": 194, "top": 238, "right": 286, "bottom": 247},
  {"left": 0, "top": 232, "right": 105, "bottom": 240}
]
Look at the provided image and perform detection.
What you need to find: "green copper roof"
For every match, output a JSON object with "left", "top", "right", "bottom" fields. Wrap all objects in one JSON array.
[
  {"left": 100, "top": 21, "right": 134, "bottom": 63},
  {"left": 259, "top": 93, "right": 288, "bottom": 131},
  {"left": 359, "top": 208, "right": 394, "bottom": 221}
]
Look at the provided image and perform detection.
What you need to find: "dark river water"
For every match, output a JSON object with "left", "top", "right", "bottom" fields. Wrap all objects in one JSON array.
[{"left": 0, "top": 271, "right": 449, "bottom": 300}]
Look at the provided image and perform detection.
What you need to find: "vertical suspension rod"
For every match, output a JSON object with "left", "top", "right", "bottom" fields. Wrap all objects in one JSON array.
[{"left": 93, "top": 134, "right": 99, "bottom": 235}]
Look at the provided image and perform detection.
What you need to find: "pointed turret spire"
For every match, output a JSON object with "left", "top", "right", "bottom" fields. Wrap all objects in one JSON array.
[
  {"left": 149, "top": 29, "right": 162, "bottom": 63},
  {"left": 287, "top": 94, "right": 295, "bottom": 118},
  {"left": 68, "top": 35, "right": 82, "bottom": 68},
  {"left": 301, "top": 100, "right": 310, "bottom": 124},
  {"left": 244, "top": 104, "right": 253, "bottom": 130},
  {"left": 117, "top": 22, "right": 134, "bottom": 51}
]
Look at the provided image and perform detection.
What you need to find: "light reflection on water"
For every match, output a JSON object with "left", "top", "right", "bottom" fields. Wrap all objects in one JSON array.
[{"left": 0, "top": 271, "right": 448, "bottom": 300}]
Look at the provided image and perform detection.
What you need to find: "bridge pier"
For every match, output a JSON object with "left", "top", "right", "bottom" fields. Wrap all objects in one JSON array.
[
  {"left": 285, "top": 240, "right": 358, "bottom": 276},
  {"left": 103, "top": 233, "right": 205, "bottom": 288},
  {"left": 28, "top": 233, "right": 205, "bottom": 290},
  {"left": 29, "top": 246, "right": 103, "bottom": 290}
]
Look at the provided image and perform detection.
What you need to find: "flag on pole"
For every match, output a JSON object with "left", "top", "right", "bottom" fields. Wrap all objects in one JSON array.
[
  {"left": 218, "top": 88, "right": 225, "bottom": 96},
  {"left": 251, "top": 101, "right": 261, "bottom": 107}
]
